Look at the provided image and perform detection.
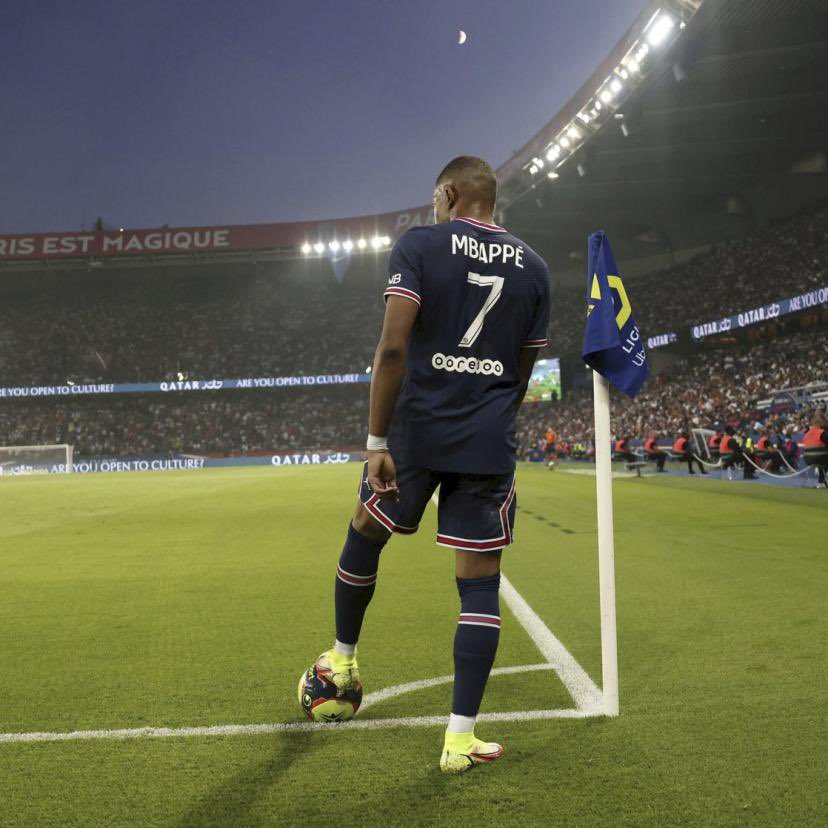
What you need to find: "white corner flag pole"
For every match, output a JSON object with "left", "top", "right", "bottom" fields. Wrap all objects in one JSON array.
[{"left": 592, "top": 370, "right": 619, "bottom": 716}]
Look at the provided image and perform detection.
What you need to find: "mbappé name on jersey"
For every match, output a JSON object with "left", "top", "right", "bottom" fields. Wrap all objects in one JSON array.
[{"left": 383, "top": 217, "right": 551, "bottom": 475}]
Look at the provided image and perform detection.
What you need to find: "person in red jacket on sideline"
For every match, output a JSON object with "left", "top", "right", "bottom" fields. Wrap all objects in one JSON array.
[
  {"left": 801, "top": 410, "right": 828, "bottom": 488},
  {"left": 643, "top": 434, "right": 667, "bottom": 472},
  {"left": 673, "top": 431, "right": 707, "bottom": 475},
  {"left": 613, "top": 436, "right": 636, "bottom": 465},
  {"left": 720, "top": 426, "right": 756, "bottom": 480}
]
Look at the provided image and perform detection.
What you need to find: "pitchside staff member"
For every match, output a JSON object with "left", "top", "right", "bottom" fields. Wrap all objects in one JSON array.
[
  {"left": 672, "top": 431, "right": 707, "bottom": 475},
  {"left": 310, "top": 157, "right": 550, "bottom": 773},
  {"left": 802, "top": 410, "right": 828, "bottom": 488},
  {"left": 719, "top": 426, "right": 756, "bottom": 480},
  {"left": 643, "top": 434, "right": 667, "bottom": 472}
]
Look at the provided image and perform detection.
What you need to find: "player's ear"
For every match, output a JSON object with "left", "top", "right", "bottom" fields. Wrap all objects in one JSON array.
[{"left": 447, "top": 184, "right": 459, "bottom": 208}]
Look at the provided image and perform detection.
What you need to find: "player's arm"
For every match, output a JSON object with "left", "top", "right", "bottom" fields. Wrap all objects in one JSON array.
[
  {"left": 515, "top": 346, "right": 541, "bottom": 408},
  {"left": 365, "top": 295, "right": 419, "bottom": 500},
  {"left": 516, "top": 265, "right": 551, "bottom": 407}
]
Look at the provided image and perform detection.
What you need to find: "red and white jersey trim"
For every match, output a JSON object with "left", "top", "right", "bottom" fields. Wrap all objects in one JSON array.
[
  {"left": 363, "top": 492, "right": 418, "bottom": 535},
  {"left": 522, "top": 338, "right": 548, "bottom": 348},
  {"left": 456, "top": 217, "right": 507, "bottom": 233},
  {"left": 436, "top": 477, "right": 515, "bottom": 550},
  {"left": 383, "top": 286, "right": 421, "bottom": 306}
]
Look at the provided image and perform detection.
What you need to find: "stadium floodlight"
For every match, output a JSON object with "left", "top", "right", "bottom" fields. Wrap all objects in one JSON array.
[
  {"left": 618, "top": 68, "right": 629, "bottom": 80},
  {"left": 329, "top": 240, "right": 340, "bottom": 253},
  {"left": 529, "top": 164, "right": 538, "bottom": 175},
  {"left": 610, "top": 78, "right": 623, "bottom": 94},
  {"left": 381, "top": 235, "right": 391, "bottom": 246},
  {"left": 567, "top": 126, "right": 581, "bottom": 140},
  {"left": 560, "top": 136, "right": 571, "bottom": 149},
  {"left": 301, "top": 242, "right": 312, "bottom": 255},
  {"left": 646, "top": 13, "right": 675, "bottom": 47},
  {"left": 532, "top": 156, "right": 544, "bottom": 169},
  {"left": 343, "top": 240, "right": 354, "bottom": 252},
  {"left": 357, "top": 238, "right": 367, "bottom": 249},
  {"left": 313, "top": 242, "right": 325, "bottom": 254},
  {"left": 626, "top": 57, "right": 640, "bottom": 73},
  {"left": 599, "top": 89, "right": 613, "bottom": 104},
  {"left": 546, "top": 144, "right": 561, "bottom": 161},
  {"left": 370, "top": 236, "right": 382, "bottom": 249},
  {"left": 547, "top": 171, "right": 559, "bottom": 180},
  {"left": 578, "top": 111, "right": 591, "bottom": 125},
  {"left": 594, "top": 100, "right": 603, "bottom": 111}
]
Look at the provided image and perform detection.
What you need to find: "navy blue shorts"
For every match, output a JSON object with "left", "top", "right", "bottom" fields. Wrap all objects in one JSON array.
[{"left": 358, "top": 461, "right": 516, "bottom": 551}]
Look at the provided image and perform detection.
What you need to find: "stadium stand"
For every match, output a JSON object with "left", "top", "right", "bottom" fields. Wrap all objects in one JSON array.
[
  {"left": 517, "top": 328, "right": 828, "bottom": 458},
  {"left": 1, "top": 0, "right": 826, "bottom": 472},
  {"left": 0, "top": 199, "right": 825, "bottom": 389},
  {"left": 545, "top": 201, "right": 828, "bottom": 356}
]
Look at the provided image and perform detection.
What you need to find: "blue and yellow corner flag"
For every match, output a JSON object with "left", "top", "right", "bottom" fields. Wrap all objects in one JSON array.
[{"left": 582, "top": 231, "right": 648, "bottom": 398}]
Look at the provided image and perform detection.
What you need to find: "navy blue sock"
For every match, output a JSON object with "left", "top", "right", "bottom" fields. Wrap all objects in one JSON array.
[
  {"left": 334, "top": 524, "right": 386, "bottom": 646},
  {"left": 452, "top": 573, "right": 501, "bottom": 717}
]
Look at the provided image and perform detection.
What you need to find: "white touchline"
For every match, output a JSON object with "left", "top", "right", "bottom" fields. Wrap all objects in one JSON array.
[
  {"left": 0, "top": 490, "right": 604, "bottom": 746},
  {"left": 431, "top": 490, "right": 604, "bottom": 714},
  {"left": 499, "top": 576, "right": 603, "bottom": 713}
]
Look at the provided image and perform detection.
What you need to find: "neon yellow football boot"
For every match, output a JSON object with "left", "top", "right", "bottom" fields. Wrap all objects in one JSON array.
[
  {"left": 440, "top": 730, "right": 504, "bottom": 774},
  {"left": 314, "top": 648, "right": 360, "bottom": 692}
]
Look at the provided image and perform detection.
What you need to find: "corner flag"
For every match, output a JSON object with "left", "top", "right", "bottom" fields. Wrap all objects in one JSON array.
[
  {"left": 582, "top": 231, "right": 648, "bottom": 397},
  {"left": 581, "top": 231, "right": 647, "bottom": 718}
]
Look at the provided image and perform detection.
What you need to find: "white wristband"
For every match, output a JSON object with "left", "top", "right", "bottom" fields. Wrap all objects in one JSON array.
[{"left": 366, "top": 434, "right": 389, "bottom": 451}]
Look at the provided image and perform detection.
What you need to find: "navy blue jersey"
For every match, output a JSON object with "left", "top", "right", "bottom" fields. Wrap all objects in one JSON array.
[{"left": 384, "top": 217, "right": 551, "bottom": 474}]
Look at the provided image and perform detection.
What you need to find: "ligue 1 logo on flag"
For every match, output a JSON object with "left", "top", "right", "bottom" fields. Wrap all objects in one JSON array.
[{"left": 582, "top": 231, "right": 648, "bottom": 398}]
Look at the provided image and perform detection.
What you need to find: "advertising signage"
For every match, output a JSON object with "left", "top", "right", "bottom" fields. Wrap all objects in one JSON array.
[
  {"left": 690, "top": 286, "right": 828, "bottom": 341},
  {"left": 0, "top": 373, "right": 370, "bottom": 400}
]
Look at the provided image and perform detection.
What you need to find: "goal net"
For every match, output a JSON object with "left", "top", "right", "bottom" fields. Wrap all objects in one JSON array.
[{"left": 0, "top": 444, "right": 74, "bottom": 476}]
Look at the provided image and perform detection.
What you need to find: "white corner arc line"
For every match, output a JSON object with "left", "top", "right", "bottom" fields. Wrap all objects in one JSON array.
[{"left": 360, "top": 663, "right": 553, "bottom": 711}]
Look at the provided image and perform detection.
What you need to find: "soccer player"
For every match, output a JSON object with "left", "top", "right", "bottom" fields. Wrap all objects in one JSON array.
[{"left": 314, "top": 156, "right": 550, "bottom": 773}]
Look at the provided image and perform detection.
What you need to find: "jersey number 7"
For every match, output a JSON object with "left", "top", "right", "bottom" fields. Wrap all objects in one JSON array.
[{"left": 459, "top": 272, "right": 505, "bottom": 348}]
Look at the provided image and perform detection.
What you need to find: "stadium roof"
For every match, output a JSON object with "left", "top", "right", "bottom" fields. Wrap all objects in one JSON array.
[
  {"left": 2, "top": 0, "right": 826, "bottom": 281},
  {"left": 501, "top": 0, "right": 828, "bottom": 285}
]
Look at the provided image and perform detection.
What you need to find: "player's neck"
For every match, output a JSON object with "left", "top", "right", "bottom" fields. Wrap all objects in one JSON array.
[{"left": 451, "top": 201, "right": 496, "bottom": 226}]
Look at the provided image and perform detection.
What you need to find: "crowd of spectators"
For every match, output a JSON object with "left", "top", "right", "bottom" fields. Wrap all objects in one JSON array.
[
  {"left": 0, "top": 260, "right": 385, "bottom": 386},
  {"left": 0, "top": 387, "right": 367, "bottom": 458},
  {"left": 1, "top": 201, "right": 826, "bottom": 460},
  {"left": 516, "top": 328, "right": 828, "bottom": 455},
  {"left": 545, "top": 201, "right": 828, "bottom": 355},
  {"left": 0, "top": 328, "right": 824, "bottom": 460},
  {"left": 0, "top": 202, "right": 826, "bottom": 392}
]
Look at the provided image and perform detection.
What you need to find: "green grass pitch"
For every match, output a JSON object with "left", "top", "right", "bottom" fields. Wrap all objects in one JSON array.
[{"left": 1, "top": 464, "right": 825, "bottom": 826}]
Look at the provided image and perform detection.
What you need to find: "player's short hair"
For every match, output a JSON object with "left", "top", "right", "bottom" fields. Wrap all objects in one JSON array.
[{"left": 435, "top": 156, "right": 497, "bottom": 209}]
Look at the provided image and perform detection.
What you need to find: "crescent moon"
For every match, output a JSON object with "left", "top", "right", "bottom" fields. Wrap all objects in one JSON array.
[{"left": 458, "top": 30, "right": 467, "bottom": 45}]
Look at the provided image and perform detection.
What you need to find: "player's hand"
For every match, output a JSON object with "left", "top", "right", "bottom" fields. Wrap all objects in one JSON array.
[{"left": 366, "top": 450, "right": 399, "bottom": 502}]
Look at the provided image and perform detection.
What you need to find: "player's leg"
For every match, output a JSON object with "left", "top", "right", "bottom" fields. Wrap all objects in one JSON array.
[
  {"left": 316, "top": 463, "right": 435, "bottom": 692},
  {"left": 436, "top": 472, "right": 515, "bottom": 773}
]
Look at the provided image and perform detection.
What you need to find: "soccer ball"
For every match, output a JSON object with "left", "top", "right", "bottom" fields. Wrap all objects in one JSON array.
[{"left": 297, "top": 665, "right": 363, "bottom": 722}]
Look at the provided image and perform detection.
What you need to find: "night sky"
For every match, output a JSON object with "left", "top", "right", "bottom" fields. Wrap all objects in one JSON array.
[{"left": 1, "top": 0, "right": 645, "bottom": 233}]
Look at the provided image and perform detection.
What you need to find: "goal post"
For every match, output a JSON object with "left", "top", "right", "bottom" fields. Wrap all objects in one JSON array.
[{"left": 0, "top": 444, "right": 74, "bottom": 476}]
